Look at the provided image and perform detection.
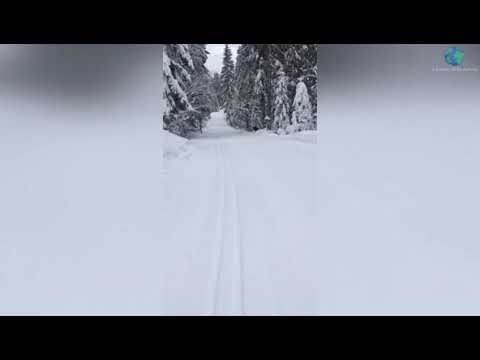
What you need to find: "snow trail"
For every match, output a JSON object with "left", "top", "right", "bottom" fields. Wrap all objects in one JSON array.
[
  {"left": 163, "top": 111, "right": 318, "bottom": 316},
  {"left": 212, "top": 144, "right": 245, "bottom": 315}
]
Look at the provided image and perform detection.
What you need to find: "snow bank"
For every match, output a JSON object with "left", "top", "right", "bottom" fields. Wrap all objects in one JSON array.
[
  {"left": 285, "top": 130, "right": 317, "bottom": 144},
  {"left": 255, "top": 129, "right": 317, "bottom": 144},
  {"left": 163, "top": 130, "right": 191, "bottom": 159}
]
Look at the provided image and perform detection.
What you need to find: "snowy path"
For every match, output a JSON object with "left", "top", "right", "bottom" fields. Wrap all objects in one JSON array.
[
  {"left": 211, "top": 143, "right": 244, "bottom": 315},
  {"left": 162, "top": 111, "right": 318, "bottom": 316}
]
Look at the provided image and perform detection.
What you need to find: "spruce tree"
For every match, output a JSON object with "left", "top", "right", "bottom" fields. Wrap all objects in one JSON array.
[
  {"left": 285, "top": 44, "right": 317, "bottom": 129},
  {"left": 220, "top": 45, "right": 235, "bottom": 109},
  {"left": 187, "top": 44, "right": 212, "bottom": 133},
  {"left": 230, "top": 44, "right": 269, "bottom": 131},
  {"left": 229, "top": 44, "right": 257, "bottom": 130},
  {"left": 163, "top": 44, "right": 212, "bottom": 137},
  {"left": 254, "top": 44, "right": 275, "bottom": 129},
  {"left": 272, "top": 63, "right": 290, "bottom": 133},
  {"left": 290, "top": 80, "right": 313, "bottom": 133},
  {"left": 210, "top": 72, "right": 223, "bottom": 111},
  {"left": 163, "top": 44, "right": 194, "bottom": 116}
]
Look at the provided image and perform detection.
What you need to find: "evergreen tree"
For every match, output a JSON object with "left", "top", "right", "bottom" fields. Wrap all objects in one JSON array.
[
  {"left": 210, "top": 72, "right": 223, "bottom": 111},
  {"left": 290, "top": 80, "right": 313, "bottom": 133},
  {"left": 283, "top": 44, "right": 317, "bottom": 127},
  {"left": 163, "top": 44, "right": 212, "bottom": 137},
  {"left": 298, "top": 45, "right": 317, "bottom": 128},
  {"left": 272, "top": 63, "right": 290, "bottom": 133},
  {"left": 187, "top": 44, "right": 212, "bottom": 133},
  {"left": 228, "top": 44, "right": 258, "bottom": 130},
  {"left": 163, "top": 44, "right": 194, "bottom": 117},
  {"left": 229, "top": 44, "right": 273, "bottom": 131},
  {"left": 254, "top": 44, "right": 275, "bottom": 129},
  {"left": 220, "top": 45, "right": 235, "bottom": 108}
]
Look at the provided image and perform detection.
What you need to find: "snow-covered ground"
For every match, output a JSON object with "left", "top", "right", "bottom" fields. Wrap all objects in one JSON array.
[{"left": 162, "top": 111, "right": 318, "bottom": 315}]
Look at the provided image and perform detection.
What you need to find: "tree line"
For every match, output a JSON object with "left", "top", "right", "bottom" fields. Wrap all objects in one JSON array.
[{"left": 163, "top": 44, "right": 317, "bottom": 137}]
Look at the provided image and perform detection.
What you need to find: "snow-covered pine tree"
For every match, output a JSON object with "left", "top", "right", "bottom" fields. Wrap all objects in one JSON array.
[
  {"left": 187, "top": 44, "right": 212, "bottom": 133},
  {"left": 299, "top": 44, "right": 317, "bottom": 129},
  {"left": 228, "top": 44, "right": 258, "bottom": 130},
  {"left": 220, "top": 45, "right": 235, "bottom": 109},
  {"left": 286, "top": 45, "right": 317, "bottom": 126},
  {"left": 210, "top": 72, "right": 223, "bottom": 111},
  {"left": 253, "top": 45, "right": 270, "bottom": 129},
  {"left": 163, "top": 44, "right": 194, "bottom": 118},
  {"left": 163, "top": 44, "right": 212, "bottom": 137},
  {"left": 230, "top": 44, "right": 274, "bottom": 131},
  {"left": 272, "top": 62, "right": 290, "bottom": 133},
  {"left": 289, "top": 80, "right": 313, "bottom": 133},
  {"left": 283, "top": 45, "right": 302, "bottom": 102}
]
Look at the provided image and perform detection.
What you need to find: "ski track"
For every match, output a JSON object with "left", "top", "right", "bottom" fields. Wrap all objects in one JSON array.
[{"left": 212, "top": 143, "right": 245, "bottom": 316}]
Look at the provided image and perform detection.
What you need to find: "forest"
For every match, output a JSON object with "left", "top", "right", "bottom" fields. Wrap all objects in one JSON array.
[{"left": 163, "top": 44, "right": 317, "bottom": 137}]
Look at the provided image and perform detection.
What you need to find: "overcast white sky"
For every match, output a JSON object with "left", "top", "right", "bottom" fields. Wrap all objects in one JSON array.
[{"left": 205, "top": 44, "right": 239, "bottom": 75}]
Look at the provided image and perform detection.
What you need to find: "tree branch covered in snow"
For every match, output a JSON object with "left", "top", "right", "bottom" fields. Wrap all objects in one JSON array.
[{"left": 163, "top": 44, "right": 213, "bottom": 137}]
